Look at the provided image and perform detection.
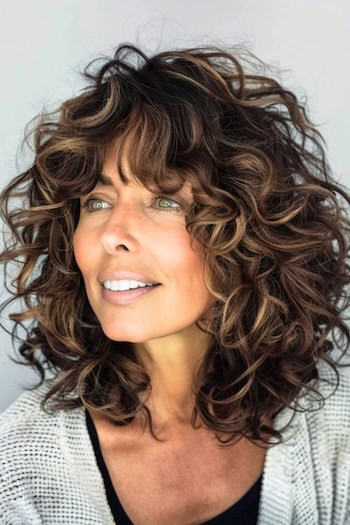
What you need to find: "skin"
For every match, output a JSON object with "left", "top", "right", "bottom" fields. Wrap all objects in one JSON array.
[
  {"left": 73, "top": 146, "right": 216, "bottom": 430},
  {"left": 73, "top": 145, "right": 267, "bottom": 523}
]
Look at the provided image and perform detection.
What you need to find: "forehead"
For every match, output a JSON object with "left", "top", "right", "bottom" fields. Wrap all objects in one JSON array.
[{"left": 100, "top": 152, "right": 193, "bottom": 198}]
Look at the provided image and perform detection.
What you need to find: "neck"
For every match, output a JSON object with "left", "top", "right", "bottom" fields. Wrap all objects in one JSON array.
[{"left": 133, "top": 326, "right": 212, "bottom": 428}]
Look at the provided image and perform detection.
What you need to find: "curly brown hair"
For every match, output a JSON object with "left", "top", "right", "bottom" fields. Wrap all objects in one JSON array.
[{"left": 1, "top": 43, "right": 350, "bottom": 446}]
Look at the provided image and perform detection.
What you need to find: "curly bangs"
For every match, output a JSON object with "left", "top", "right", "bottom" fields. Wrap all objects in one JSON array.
[{"left": 1, "top": 42, "right": 350, "bottom": 446}]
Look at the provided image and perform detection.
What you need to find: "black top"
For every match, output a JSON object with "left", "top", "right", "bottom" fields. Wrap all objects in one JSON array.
[{"left": 85, "top": 409, "right": 262, "bottom": 524}]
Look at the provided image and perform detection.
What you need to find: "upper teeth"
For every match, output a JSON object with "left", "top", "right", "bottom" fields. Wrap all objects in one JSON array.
[{"left": 103, "top": 279, "right": 155, "bottom": 291}]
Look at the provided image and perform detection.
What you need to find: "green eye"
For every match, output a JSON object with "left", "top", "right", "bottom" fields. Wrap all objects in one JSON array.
[
  {"left": 155, "top": 196, "right": 181, "bottom": 211},
  {"left": 81, "top": 197, "right": 110, "bottom": 212},
  {"left": 80, "top": 195, "right": 182, "bottom": 214}
]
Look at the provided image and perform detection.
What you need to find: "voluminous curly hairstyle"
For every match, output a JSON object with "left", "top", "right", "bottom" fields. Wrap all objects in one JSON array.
[{"left": 1, "top": 43, "right": 350, "bottom": 446}]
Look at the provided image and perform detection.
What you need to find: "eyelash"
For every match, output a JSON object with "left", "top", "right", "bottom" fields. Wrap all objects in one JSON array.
[{"left": 80, "top": 195, "right": 182, "bottom": 214}]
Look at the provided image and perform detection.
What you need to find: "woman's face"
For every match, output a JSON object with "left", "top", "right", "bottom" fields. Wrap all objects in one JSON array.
[{"left": 73, "top": 151, "right": 214, "bottom": 345}]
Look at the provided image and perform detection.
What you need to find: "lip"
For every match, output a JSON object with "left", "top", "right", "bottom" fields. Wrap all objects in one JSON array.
[
  {"left": 98, "top": 270, "right": 161, "bottom": 285},
  {"left": 101, "top": 284, "right": 161, "bottom": 305}
]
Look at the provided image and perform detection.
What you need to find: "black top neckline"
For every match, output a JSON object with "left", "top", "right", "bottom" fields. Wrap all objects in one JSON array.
[{"left": 85, "top": 407, "right": 262, "bottom": 524}]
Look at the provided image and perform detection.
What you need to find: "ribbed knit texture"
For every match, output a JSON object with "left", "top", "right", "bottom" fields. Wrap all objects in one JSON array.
[{"left": 1, "top": 360, "right": 350, "bottom": 524}]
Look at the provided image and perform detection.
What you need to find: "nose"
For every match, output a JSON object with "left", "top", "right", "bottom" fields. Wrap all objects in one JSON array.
[{"left": 100, "top": 200, "right": 141, "bottom": 254}]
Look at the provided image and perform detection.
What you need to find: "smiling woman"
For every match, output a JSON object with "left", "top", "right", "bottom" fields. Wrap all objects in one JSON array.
[
  {"left": 73, "top": 148, "right": 214, "bottom": 351},
  {"left": 1, "top": 42, "right": 350, "bottom": 525}
]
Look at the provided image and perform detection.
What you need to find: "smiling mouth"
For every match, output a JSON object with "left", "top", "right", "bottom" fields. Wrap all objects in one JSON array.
[
  {"left": 101, "top": 283, "right": 161, "bottom": 291},
  {"left": 101, "top": 283, "right": 161, "bottom": 305}
]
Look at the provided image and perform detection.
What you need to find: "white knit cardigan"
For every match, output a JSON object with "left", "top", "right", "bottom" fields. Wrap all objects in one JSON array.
[{"left": 1, "top": 361, "right": 350, "bottom": 525}]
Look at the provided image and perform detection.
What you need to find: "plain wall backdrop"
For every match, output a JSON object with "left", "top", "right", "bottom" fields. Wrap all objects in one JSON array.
[{"left": 1, "top": 0, "right": 349, "bottom": 411}]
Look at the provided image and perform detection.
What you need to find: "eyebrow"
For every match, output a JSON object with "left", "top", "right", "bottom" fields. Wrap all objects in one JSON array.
[
  {"left": 93, "top": 171, "right": 194, "bottom": 205},
  {"left": 95, "top": 172, "right": 155, "bottom": 191},
  {"left": 96, "top": 172, "right": 145, "bottom": 188},
  {"left": 95, "top": 172, "right": 186, "bottom": 195},
  {"left": 97, "top": 173, "right": 115, "bottom": 186}
]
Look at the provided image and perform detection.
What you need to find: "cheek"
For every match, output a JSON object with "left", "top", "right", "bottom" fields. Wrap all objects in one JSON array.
[
  {"left": 183, "top": 235, "right": 206, "bottom": 274},
  {"left": 164, "top": 232, "right": 207, "bottom": 294},
  {"left": 73, "top": 229, "right": 83, "bottom": 267},
  {"left": 73, "top": 227, "right": 94, "bottom": 275},
  {"left": 157, "top": 229, "right": 204, "bottom": 272}
]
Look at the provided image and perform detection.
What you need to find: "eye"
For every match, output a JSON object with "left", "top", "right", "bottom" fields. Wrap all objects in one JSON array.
[
  {"left": 80, "top": 195, "right": 182, "bottom": 213},
  {"left": 80, "top": 197, "right": 111, "bottom": 212},
  {"left": 152, "top": 196, "right": 182, "bottom": 212}
]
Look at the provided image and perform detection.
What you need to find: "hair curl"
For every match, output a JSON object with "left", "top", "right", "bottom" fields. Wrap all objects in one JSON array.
[{"left": 1, "top": 42, "right": 350, "bottom": 446}]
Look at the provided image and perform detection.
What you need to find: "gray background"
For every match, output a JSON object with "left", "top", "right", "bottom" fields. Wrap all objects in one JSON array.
[{"left": 1, "top": 0, "right": 349, "bottom": 411}]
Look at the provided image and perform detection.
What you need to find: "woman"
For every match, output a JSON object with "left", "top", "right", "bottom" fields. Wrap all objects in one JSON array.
[{"left": 1, "top": 43, "right": 350, "bottom": 525}]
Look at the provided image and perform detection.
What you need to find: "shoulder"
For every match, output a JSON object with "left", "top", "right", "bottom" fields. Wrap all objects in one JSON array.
[
  {"left": 305, "top": 360, "right": 350, "bottom": 435},
  {"left": 292, "top": 362, "right": 350, "bottom": 521},
  {"left": 0, "top": 378, "right": 63, "bottom": 504},
  {"left": 0, "top": 376, "right": 61, "bottom": 434},
  {"left": 291, "top": 361, "right": 350, "bottom": 485},
  {"left": 0, "top": 378, "right": 113, "bottom": 524},
  {"left": 0, "top": 373, "right": 78, "bottom": 464}
]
